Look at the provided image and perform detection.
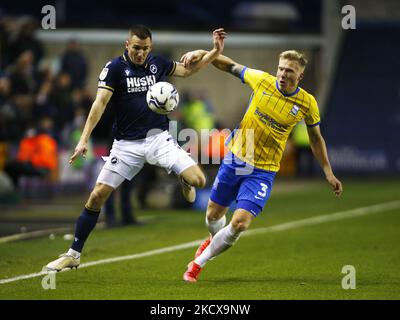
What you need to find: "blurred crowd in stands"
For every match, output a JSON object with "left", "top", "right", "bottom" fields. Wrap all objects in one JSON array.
[
  {"left": 0, "top": 16, "right": 94, "bottom": 201},
  {"left": 0, "top": 17, "right": 90, "bottom": 144}
]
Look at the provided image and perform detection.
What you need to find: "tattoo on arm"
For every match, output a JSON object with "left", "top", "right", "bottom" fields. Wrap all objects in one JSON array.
[{"left": 229, "top": 64, "right": 242, "bottom": 78}]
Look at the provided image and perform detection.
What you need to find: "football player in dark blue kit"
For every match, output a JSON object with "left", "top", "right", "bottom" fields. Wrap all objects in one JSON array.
[{"left": 46, "top": 26, "right": 226, "bottom": 271}]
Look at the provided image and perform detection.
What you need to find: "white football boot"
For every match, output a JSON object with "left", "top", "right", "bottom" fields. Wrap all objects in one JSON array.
[
  {"left": 180, "top": 177, "right": 196, "bottom": 203},
  {"left": 46, "top": 253, "right": 80, "bottom": 272}
]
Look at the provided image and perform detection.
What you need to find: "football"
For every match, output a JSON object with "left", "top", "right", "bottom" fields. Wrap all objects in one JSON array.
[{"left": 146, "top": 82, "right": 179, "bottom": 115}]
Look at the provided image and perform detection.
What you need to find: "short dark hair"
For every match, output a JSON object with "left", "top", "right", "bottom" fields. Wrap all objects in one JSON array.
[{"left": 129, "top": 25, "right": 152, "bottom": 40}]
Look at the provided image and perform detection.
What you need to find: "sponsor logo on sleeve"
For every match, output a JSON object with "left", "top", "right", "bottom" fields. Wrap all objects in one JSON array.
[{"left": 99, "top": 68, "right": 109, "bottom": 80}]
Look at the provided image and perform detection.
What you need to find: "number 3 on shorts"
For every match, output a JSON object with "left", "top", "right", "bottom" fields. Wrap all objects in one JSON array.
[{"left": 258, "top": 183, "right": 268, "bottom": 198}]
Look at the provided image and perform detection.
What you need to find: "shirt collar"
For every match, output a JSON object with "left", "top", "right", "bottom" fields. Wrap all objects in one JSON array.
[{"left": 275, "top": 80, "right": 300, "bottom": 97}]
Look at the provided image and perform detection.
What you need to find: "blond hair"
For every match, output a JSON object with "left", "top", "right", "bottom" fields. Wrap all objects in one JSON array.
[{"left": 279, "top": 50, "right": 308, "bottom": 69}]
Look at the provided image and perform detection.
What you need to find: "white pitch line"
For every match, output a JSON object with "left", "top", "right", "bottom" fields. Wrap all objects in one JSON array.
[
  {"left": 1, "top": 200, "right": 399, "bottom": 285},
  {"left": 244, "top": 200, "right": 400, "bottom": 237},
  {"left": 0, "top": 227, "right": 72, "bottom": 244}
]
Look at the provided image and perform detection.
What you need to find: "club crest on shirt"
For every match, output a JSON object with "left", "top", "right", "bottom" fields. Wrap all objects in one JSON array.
[
  {"left": 290, "top": 105, "right": 300, "bottom": 116},
  {"left": 150, "top": 64, "right": 157, "bottom": 74}
]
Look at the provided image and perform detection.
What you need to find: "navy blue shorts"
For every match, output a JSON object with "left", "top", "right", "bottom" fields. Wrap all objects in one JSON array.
[{"left": 210, "top": 152, "right": 276, "bottom": 217}]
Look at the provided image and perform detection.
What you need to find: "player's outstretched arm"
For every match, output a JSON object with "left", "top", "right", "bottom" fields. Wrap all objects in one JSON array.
[
  {"left": 307, "top": 125, "right": 343, "bottom": 197},
  {"left": 69, "top": 88, "right": 112, "bottom": 164},
  {"left": 212, "top": 54, "right": 245, "bottom": 79},
  {"left": 181, "top": 51, "right": 245, "bottom": 80},
  {"left": 173, "top": 28, "right": 226, "bottom": 77}
]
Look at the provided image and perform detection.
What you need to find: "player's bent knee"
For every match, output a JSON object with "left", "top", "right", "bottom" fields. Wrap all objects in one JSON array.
[
  {"left": 183, "top": 172, "right": 206, "bottom": 188},
  {"left": 180, "top": 165, "right": 206, "bottom": 188},
  {"left": 189, "top": 172, "right": 206, "bottom": 188},
  {"left": 206, "top": 201, "right": 227, "bottom": 221},
  {"left": 206, "top": 212, "right": 222, "bottom": 221},
  {"left": 231, "top": 220, "right": 248, "bottom": 233},
  {"left": 195, "top": 174, "right": 206, "bottom": 188},
  {"left": 231, "top": 210, "right": 253, "bottom": 232}
]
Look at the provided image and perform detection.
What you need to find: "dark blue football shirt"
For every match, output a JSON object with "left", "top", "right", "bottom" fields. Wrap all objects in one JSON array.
[{"left": 98, "top": 51, "right": 176, "bottom": 140}]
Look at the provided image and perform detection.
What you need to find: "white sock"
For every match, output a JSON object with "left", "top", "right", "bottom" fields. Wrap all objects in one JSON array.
[
  {"left": 67, "top": 248, "right": 80, "bottom": 259},
  {"left": 206, "top": 215, "right": 227, "bottom": 237},
  {"left": 195, "top": 223, "right": 241, "bottom": 267}
]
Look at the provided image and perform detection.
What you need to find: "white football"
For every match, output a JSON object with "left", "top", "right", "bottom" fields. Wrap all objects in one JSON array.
[{"left": 146, "top": 82, "right": 179, "bottom": 115}]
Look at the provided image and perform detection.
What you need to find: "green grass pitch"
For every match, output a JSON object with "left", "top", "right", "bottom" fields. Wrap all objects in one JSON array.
[{"left": 0, "top": 179, "right": 399, "bottom": 299}]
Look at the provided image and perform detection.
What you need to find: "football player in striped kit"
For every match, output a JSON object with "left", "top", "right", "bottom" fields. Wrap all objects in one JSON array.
[{"left": 181, "top": 50, "right": 343, "bottom": 282}]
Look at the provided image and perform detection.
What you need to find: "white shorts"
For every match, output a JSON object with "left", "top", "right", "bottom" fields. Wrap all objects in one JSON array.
[{"left": 96, "top": 130, "right": 196, "bottom": 189}]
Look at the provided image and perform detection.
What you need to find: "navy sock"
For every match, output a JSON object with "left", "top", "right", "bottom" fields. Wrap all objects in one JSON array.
[{"left": 71, "top": 207, "right": 100, "bottom": 253}]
